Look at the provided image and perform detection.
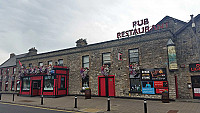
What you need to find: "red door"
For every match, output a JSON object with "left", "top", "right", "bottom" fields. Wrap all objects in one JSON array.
[{"left": 98, "top": 75, "right": 115, "bottom": 97}]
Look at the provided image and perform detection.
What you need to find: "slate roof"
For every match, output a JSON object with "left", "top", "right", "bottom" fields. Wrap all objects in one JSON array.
[{"left": 0, "top": 53, "right": 27, "bottom": 68}]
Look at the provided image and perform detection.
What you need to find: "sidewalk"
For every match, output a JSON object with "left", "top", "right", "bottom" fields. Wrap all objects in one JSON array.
[{"left": 0, "top": 94, "right": 200, "bottom": 113}]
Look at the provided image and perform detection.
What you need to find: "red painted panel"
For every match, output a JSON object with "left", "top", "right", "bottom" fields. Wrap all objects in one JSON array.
[
  {"left": 194, "top": 93, "right": 200, "bottom": 97},
  {"left": 58, "top": 90, "right": 66, "bottom": 95},
  {"left": 100, "top": 77, "right": 106, "bottom": 96},
  {"left": 43, "top": 92, "right": 53, "bottom": 95},
  {"left": 31, "top": 76, "right": 42, "bottom": 80},
  {"left": 32, "top": 89, "right": 38, "bottom": 96},
  {"left": 21, "top": 91, "right": 30, "bottom": 95},
  {"left": 156, "top": 88, "right": 168, "bottom": 94},
  {"left": 56, "top": 70, "right": 67, "bottom": 74},
  {"left": 108, "top": 77, "right": 115, "bottom": 96}
]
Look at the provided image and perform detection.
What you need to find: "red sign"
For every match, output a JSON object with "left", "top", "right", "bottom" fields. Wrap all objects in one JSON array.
[
  {"left": 156, "top": 88, "right": 168, "bottom": 94},
  {"left": 154, "top": 81, "right": 168, "bottom": 88},
  {"left": 189, "top": 63, "right": 200, "bottom": 72},
  {"left": 117, "top": 18, "right": 168, "bottom": 39}
]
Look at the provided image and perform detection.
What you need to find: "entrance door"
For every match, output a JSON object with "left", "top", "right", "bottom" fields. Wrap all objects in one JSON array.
[
  {"left": 191, "top": 76, "right": 200, "bottom": 99},
  {"left": 32, "top": 80, "right": 41, "bottom": 96},
  {"left": 98, "top": 75, "right": 115, "bottom": 97}
]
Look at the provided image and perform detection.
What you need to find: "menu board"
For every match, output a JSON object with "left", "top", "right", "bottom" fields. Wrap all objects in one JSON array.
[{"left": 142, "top": 81, "right": 155, "bottom": 94}]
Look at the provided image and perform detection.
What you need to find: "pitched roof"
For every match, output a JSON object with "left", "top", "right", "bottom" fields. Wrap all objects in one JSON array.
[{"left": 0, "top": 53, "right": 27, "bottom": 68}]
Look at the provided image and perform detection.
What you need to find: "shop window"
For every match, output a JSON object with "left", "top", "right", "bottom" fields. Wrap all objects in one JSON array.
[
  {"left": 6, "top": 68, "right": 9, "bottom": 74},
  {"left": 16, "top": 80, "right": 20, "bottom": 91},
  {"left": 102, "top": 53, "right": 111, "bottom": 66},
  {"left": 60, "top": 77, "right": 65, "bottom": 88},
  {"left": 38, "top": 62, "right": 43, "bottom": 67},
  {"left": 58, "top": 59, "right": 63, "bottom": 66},
  {"left": 130, "top": 79, "right": 141, "bottom": 92},
  {"left": 22, "top": 77, "right": 30, "bottom": 91},
  {"left": 11, "top": 81, "right": 14, "bottom": 91},
  {"left": 48, "top": 61, "right": 52, "bottom": 66},
  {"left": 5, "top": 81, "right": 8, "bottom": 91},
  {"left": 0, "top": 82, "right": 2, "bottom": 91},
  {"left": 44, "top": 76, "right": 54, "bottom": 90}
]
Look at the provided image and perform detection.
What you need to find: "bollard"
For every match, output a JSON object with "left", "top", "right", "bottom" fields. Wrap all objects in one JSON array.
[
  {"left": 0, "top": 93, "right": 1, "bottom": 100},
  {"left": 41, "top": 95, "right": 43, "bottom": 105},
  {"left": 144, "top": 99, "right": 147, "bottom": 113},
  {"left": 74, "top": 95, "right": 77, "bottom": 108},
  {"left": 13, "top": 94, "right": 14, "bottom": 101},
  {"left": 107, "top": 96, "right": 110, "bottom": 111}
]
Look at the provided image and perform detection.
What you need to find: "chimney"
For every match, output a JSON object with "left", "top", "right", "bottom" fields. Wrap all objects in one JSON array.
[
  {"left": 28, "top": 47, "right": 37, "bottom": 56},
  {"left": 10, "top": 53, "right": 15, "bottom": 58},
  {"left": 76, "top": 38, "right": 87, "bottom": 47},
  {"left": 190, "top": 15, "right": 195, "bottom": 28}
]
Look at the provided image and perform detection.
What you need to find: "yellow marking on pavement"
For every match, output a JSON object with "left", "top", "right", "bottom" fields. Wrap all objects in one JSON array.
[{"left": 0, "top": 102, "right": 82, "bottom": 113}]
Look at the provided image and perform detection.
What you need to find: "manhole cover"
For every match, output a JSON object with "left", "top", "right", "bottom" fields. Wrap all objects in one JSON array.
[
  {"left": 167, "top": 110, "right": 179, "bottom": 113},
  {"left": 19, "top": 100, "right": 35, "bottom": 102}
]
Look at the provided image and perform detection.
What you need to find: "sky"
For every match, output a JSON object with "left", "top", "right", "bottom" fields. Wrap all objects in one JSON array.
[{"left": 0, "top": 0, "right": 199, "bottom": 65}]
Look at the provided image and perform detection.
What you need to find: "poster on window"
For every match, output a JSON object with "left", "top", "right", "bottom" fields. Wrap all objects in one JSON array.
[
  {"left": 151, "top": 68, "right": 167, "bottom": 81},
  {"left": 156, "top": 88, "right": 168, "bottom": 94},
  {"left": 141, "top": 69, "right": 151, "bottom": 81},
  {"left": 194, "top": 88, "right": 200, "bottom": 97},
  {"left": 142, "top": 81, "right": 155, "bottom": 94},
  {"left": 154, "top": 81, "right": 168, "bottom": 88}
]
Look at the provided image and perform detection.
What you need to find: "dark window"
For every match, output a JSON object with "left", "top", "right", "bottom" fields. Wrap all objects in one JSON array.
[
  {"left": 48, "top": 61, "right": 53, "bottom": 66},
  {"left": 60, "top": 77, "right": 65, "bottom": 88},
  {"left": 0, "top": 69, "right": 2, "bottom": 75},
  {"left": 102, "top": 53, "right": 111, "bottom": 66},
  {"left": 22, "top": 77, "right": 30, "bottom": 90},
  {"left": 5, "top": 81, "right": 8, "bottom": 91},
  {"left": 130, "top": 79, "right": 141, "bottom": 92},
  {"left": 44, "top": 76, "right": 54, "bottom": 90},
  {"left": 0, "top": 82, "right": 2, "bottom": 91},
  {"left": 29, "top": 63, "right": 32, "bottom": 68},
  {"left": 38, "top": 62, "right": 43, "bottom": 67},
  {"left": 82, "top": 55, "right": 89, "bottom": 68},
  {"left": 16, "top": 81, "right": 20, "bottom": 91},
  {"left": 11, "top": 81, "right": 14, "bottom": 91},
  {"left": 6, "top": 68, "right": 9, "bottom": 74},
  {"left": 58, "top": 59, "right": 63, "bottom": 66}
]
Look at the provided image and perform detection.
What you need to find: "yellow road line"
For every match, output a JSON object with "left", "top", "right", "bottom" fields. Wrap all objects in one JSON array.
[{"left": 0, "top": 102, "right": 81, "bottom": 113}]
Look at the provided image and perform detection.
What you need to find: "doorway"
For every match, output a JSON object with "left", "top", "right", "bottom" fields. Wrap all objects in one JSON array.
[
  {"left": 191, "top": 76, "right": 200, "bottom": 99},
  {"left": 31, "top": 80, "right": 41, "bottom": 96},
  {"left": 98, "top": 75, "right": 115, "bottom": 97}
]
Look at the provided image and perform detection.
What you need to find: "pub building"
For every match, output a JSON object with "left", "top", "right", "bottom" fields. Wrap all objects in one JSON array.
[{"left": 1, "top": 14, "right": 200, "bottom": 100}]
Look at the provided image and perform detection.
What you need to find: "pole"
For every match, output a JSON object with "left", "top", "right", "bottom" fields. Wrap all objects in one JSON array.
[
  {"left": 41, "top": 95, "right": 43, "bottom": 105},
  {"left": 13, "top": 93, "right": 14, "bottom": 101},
  {"left": 0, "top": 93, "right": 1, "bottom": 100},
  {"left": 74, "top": 95, "right": 77, "bottom": 108},
  {"left": 144, "top": 99, "right": 147, "bottom": 113},
  {"left": 107, "top": 96, "right": 110, "bottom": 111}
]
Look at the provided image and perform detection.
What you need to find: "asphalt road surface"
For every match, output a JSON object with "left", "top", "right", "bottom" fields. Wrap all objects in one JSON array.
[{"left": 0, "top": 102, "right": 78, "bottom": 113}]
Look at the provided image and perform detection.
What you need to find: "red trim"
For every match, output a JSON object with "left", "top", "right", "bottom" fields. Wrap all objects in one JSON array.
[{"left": 175, "top": 76, "right": 179, "bottom": 99}]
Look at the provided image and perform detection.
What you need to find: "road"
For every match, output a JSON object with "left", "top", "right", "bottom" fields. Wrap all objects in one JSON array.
[{"left": 0, "top": 102, "right": 79, "bottom": 113}]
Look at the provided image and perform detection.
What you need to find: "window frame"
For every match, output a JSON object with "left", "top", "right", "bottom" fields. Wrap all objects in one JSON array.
[
  {"left": 16, "top": 80, "right": 20, "bottom": 91},
  {"left": 82, "top": 55, "right": 89, "bottom": 68},
  {"left": 11, "top": 81, "right": 15, "bottom": 91},
  {"left": 102, "top": 52, "right": 111, "bottom": 66},
  {"left": 129, "top": 48, "right": 139, "bottom": 65},
  {"left": 60, "top": 77, "right": 66, "bottom": 89},
  {"left": 48, "top": 60, "right": 53, "bottom": 66},
  {"left": 22, "top": 77, "right": 30, "bottom": 91},
  {"left": 38, "top": 62, "right": 43, "bottom": 67},
  {"left": 58, "top": 59, "right": 63, "bottom": 66},
  {"left": 5, "top": 81, "right": 8, "bottom": 91},
  {"left": 43, "top": 75, "right": 54, "bottom": 91}
]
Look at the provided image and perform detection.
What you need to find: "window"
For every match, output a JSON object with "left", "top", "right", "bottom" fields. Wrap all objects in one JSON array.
[
  {"left": 60, "top": 77, "right": 65, "bottom": 88},
  {"left": 129, "top": 49, "right": 139, "bottom": 64},
  {"left": 22, "top": 77, "right": 30, "bottom": 90},
  {"left": 129, "top": 48, "right": 141, "bottom": 92},
  {"left": 82, "top": 56, "right": 89, "bottom": 89},
  {"left": 11, "top": 81, "right": 14, "bottom": 91},
  {"left": 38, "top": 62, "right": 43, "bottom": 67},
  {"left": 102, "top": 53, "right": 111, "bottom": 66},
  {"left": 44, "top": 76, "right": 54, "bottom": 90},
  {"left": 0, "top": 69, "right": 2, "bottom": 75},
  {"left": 58, "top": 59, "right": 63, "bottom": 66},
  {"left": 6, "top": 68, "right": 9, "bottom": 74},
  {"left": 29, "top": 63, "right": 32, "bottom": 68},
  {"left": 5, "top": 81, "right": 8, "bottom": 91},
  {"left": 16, "top": 80, "right": 20, "bottom": 91},
  {"left": 48, "top": 61, "right": 52, "bottom": 66},
  {"left": 13, "top": 67, "right": 16, "bottom": 74},
  {"left": 0, "top": 82, "right": 1, "bottom": 91}
]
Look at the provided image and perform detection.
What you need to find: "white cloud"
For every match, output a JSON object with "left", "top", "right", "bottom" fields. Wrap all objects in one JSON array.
[{"left": 0, "top": 0, "right": 200, "bottom": 64}]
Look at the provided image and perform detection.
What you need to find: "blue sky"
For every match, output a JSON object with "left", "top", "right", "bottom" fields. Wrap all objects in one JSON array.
[{"left": 0, "top": 0, "right": 199, "bottom": 64}]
